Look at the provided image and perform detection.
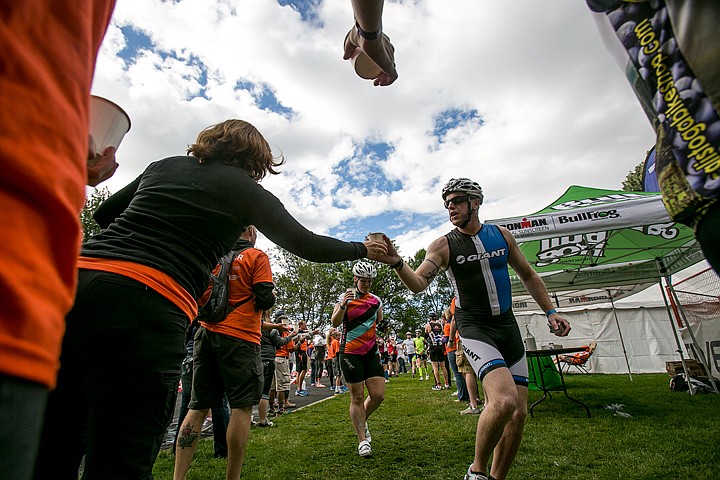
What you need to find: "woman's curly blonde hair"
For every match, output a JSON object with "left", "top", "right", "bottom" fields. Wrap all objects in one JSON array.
[{"left": 187, "top": 119, "right": 284, "bottom": 181}]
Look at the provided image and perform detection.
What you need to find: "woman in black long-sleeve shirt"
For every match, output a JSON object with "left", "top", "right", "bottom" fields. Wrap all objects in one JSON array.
[{"left": 35, "top": 119, "right": 386, "bottom": 480}]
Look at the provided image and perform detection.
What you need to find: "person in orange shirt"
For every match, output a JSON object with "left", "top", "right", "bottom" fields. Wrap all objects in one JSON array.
[
  {"left": 327, "top": 329, "right": 347, "bottom": 394},
  {"left": 0, "top": 3, "right": 117, "bottom": 478},
  {"left": 174, "top": 225, "right": 281, "bottom": 479},
  {"left": 293, "top": 320, "right": 314, "bottom": 397},
  {"left": 325, "top": 328, "right": 337, "bottom": 392}
]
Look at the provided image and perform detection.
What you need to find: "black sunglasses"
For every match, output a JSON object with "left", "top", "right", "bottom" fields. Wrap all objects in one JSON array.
[{"left": 444, "top": 195, "right": 469, "bottom": 209}]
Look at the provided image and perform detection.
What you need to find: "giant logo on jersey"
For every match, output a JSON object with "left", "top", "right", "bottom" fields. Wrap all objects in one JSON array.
[{"left": 455, "top": 248, "right": 506, "bottom": 265}]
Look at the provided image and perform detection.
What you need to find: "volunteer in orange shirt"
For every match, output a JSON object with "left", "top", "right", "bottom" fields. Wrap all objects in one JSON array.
[
  {"left": 0, "top": 3, "right": 117, "bottom": 479},
  {"left": 327, "top": 329, "right": 345, "bottom": 394},
  {"left": 174, "top": 225, "right": 280, "bottom": 479},
  {"left": 293, "top": 320, "right": 313, "bottom": 397}
]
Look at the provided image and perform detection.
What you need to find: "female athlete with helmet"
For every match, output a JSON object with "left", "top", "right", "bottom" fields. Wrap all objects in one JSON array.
[{"left": 330, "top": 261, "right": 387, "bottom": 459}]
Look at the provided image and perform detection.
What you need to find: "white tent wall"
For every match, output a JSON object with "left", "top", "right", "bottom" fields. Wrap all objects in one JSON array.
[
  {"left": 516, "top": 305, "right": 704, "bottom": 374},
  {"left": 679, "top": 303, "right": 720, "bottom": 378}
]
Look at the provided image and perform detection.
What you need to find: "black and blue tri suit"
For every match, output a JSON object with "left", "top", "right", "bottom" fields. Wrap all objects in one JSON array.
[{"left": 445, "top": 224, "right": 528, "bottom": 386}]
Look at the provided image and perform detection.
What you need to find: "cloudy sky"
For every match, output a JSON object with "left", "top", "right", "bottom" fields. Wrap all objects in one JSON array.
[{"left": 90, "top": 0, "right": 657, "bottom": 259}]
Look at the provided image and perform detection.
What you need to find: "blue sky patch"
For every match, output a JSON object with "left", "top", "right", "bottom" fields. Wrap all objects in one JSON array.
[
  {"left": 278, "top": 0, "right": 323, "bottom": 27},
  {"left": 332, "top": 141, "right": 399, "bottom": 197},
  {"left": 184, "top": 54, "right": 209, "bottom": 100},
  {"left": 430, "top": 108, "right": 484, "bottom": 149},
  {"left": 118, "top": 26, "right": 153, "bottom": 63},
  {"left": 117, "top": 26, "right": 208, "bottom": 100},
  {"left": 235, "top": 81, "right": 294, "bottom": 119}
]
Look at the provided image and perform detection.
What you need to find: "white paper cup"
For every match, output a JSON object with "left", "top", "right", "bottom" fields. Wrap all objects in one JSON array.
[
  {"left": 365, "top": 232, "right": 384, "bottom": 242},
  {"left": 89, "top": 95, "right": 131, "bottom": 154},
  {"left": 352, "top": 51, "right": 382, "bottom": 80}
]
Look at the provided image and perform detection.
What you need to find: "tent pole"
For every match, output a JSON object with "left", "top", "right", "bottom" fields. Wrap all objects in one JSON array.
[
  {"left": 607, "top": 289, "right": 632, "bottom": 381},
  {"left": 665, "top": 277, "right": 719, "bottom": 394},
  {"left": 656, "top": 260, "right": 696, "bottom": 395}
]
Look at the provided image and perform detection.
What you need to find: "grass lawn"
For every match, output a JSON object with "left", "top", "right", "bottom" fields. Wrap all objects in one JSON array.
[{"left": 153, "top": 373, "right": 719, "bottom": 479}]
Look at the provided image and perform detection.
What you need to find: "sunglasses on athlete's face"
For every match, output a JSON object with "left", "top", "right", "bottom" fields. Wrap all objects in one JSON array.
[{"left": 444, "top": 195, "right": 469, "bottom": 209}]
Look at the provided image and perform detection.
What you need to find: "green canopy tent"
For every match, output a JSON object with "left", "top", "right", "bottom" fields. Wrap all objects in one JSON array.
[{"left": 486, "top": 186, "right": 709, "bottom": 381}]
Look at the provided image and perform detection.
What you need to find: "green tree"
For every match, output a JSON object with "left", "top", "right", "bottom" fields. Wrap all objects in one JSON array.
[
  {"left": 622, "top": 162, "right": 644, "bottom": 192},
  {"left": 404, "top": 248, "right": 454, "bottom": 329},
  {"left": 81, "top": 187, "right": 111, "bottom": 242},
  {"left": 270, "top": 248, "right": 352, "bottom": 330}
]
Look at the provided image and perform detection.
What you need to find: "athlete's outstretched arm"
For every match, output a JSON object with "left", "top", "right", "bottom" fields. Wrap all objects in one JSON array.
[
  {"left": 344, "top": 0, "right": 397, "bottom": 86},
  {"left": 502, "top": 228, "right": 571, "bottom": 337},
  {"left": 379, "top": 235, "right": 449, "bottom": 293}
]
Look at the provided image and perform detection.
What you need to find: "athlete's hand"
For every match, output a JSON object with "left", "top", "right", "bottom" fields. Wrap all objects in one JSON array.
[
  {"left": 343, "top": 28, "right": 397, "bottom": 86},
  {"left": 342, "top": 288, "right": 355, "bottom": 306},
  {"left": 368, "top": 233, "right": 401, "bottom": 265},
  {"left": 548, "top": 314, "right": 571, "bottom": 337}
]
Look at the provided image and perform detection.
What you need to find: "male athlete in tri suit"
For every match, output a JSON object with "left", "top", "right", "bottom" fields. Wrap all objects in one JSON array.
[{"left": 378, "top": 178, "right": 571, "bottom": 480}]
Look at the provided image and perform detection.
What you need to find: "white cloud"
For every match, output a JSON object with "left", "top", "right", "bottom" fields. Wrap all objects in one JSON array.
[{"left": 90, "top": 0, "right": 656, "bottom": 258}]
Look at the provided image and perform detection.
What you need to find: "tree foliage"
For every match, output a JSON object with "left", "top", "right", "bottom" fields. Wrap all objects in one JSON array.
[
  {"left": 81, "top": 187, "right": 112, "bottom": 242},
  {"left": 270, "top": 248, "right": 351, "bottom": 330},
  {"left": 621, "top": 162, "right": 644, "bottom": 192},
  {"left": 406, "top": 248, "right": 454, "bottom": 318}
]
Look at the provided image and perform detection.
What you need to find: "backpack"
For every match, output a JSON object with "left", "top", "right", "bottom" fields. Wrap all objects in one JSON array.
[{"left": 196, "top": 247, "right": 249, "bottom": 324}]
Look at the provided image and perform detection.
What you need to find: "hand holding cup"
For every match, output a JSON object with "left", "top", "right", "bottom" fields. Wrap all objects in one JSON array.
[
  {"left": 548, "top": 315, "right": 571, "bottom": 337},
  {"left": 363, "top": 235, "right": 388, "bottom": 261},
  {"left": 87, "top": 141, "right": 118, "bottom": 187},
  {"left": 343, "top": 29, "right": 397, "bottom": 86}
]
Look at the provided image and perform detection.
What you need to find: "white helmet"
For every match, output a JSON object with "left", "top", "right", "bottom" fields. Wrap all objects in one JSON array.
[
  {"left": 441, "top": 177, "right": 484, "bottom": 204},
  {"left": 352, "top": 261, "right": 377, "bottom": 279}
]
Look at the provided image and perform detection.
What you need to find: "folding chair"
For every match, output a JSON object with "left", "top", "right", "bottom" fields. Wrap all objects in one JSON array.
[{"left": 557, "top": 341, "right": 596, "bottom": 374}]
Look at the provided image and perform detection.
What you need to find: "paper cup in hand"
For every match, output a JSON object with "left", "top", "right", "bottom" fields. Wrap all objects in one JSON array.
[
  {"left": 352, "top": 51, "right": 382, "bottom": 80},
  {"left": 89, "top": 95, "right": 131, "bottom": 154},
  {"left": 366, "top": 232, "right": 384, "bottom": 242}
]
